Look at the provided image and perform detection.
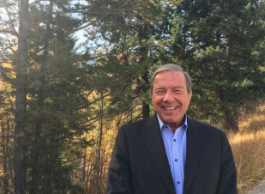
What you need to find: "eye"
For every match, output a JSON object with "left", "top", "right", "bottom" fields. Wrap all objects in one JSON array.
[
  {"left": 155, "top": 90, "right": 165, "bottom": 94},
  {"left": 174, "top": 89, "right": 183, "bottom": 93}
]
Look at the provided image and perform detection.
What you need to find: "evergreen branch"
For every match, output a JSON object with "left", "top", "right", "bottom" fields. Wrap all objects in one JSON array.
[
  {"left": 28, "top": 47, "right": 45, "bottom": 57},
  {"left": 72, "top": 76, "right": 132, "bottom": 112},
  {"left": 61, "top": 0, "right": 131, "bottom": 14},
  {"left": 64, "top": 15, "right": 109, "bottom": 36},
  {"left": 58, "top": 11, "right": 109, "bottom": 15},
  {"left": 71, "top": 90, "right": 94, "bottom": 112},
  {"left": 63, "top": 0, "right": 131, "bottom": 36},
  {"left": 22, "top": 58, "right": 36, "bottom": 71},
  {"left": 81, "top": 99, "right": 139, "bottom": 126},
  {"left": 29, "top": 0, "right": 50, "bottom": 4},
  {"left": 118, "top": 0, "right": 131, "bottom": 9}
]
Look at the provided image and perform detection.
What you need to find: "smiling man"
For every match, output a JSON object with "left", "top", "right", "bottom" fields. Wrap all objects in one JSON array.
[{"left": 106, "top": 64, "right": 238, "bottom": 194}]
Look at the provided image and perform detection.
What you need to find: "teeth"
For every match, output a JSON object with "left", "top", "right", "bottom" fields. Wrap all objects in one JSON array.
[{"left": 164, "top": 107, "right": 176, "bottom": 110}]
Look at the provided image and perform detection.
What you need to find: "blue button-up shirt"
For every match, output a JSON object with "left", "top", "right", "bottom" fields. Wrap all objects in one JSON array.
[{"left": 157, "top": 114, "right": 187, "bottom": 194}]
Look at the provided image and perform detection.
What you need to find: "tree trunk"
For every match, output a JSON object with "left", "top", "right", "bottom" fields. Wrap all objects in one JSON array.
[
  {"left": 30, "top": 89, "right": 43, "bottom": 194},
  {"left": 82, "top": 135, "right": 87, "bottom": 194},
  {"left": 182, "top": 24, "right": 187, "bottom": 54},
  {"left": 224, "top": 109, "right": 239, "bottom": 132},
  {"left": 142, "top": 99, "right": 150, "bottom": 119},
  {"left": 7, "top": 120, "right": 13, "bottom": 191},
  {"left": 141, "top": 69, "right": 150, "bottom": 119},
  {"left": 136, "top": 13, "right": 149, "bottom": 119},
  {"left": 2, "top": 121, "right": 8, "bottom": 194},
  {"left": 13, "top": 0, "right": 29, "bottom": 193},
  {"left": 95, "top": 92, "right": 104, "bottom": 194},
  {"left": 218, "top": 89, "right": 239, "bottom": 132}
]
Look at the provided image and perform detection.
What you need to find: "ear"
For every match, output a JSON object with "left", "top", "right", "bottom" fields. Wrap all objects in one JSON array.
[{"left": 188, "top": 90, "right": 192, "bottom": 103}]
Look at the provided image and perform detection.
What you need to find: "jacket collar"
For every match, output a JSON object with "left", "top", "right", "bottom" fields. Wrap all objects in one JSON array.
[
  {"left": 142, "top": 115, "right": 204, "bottom": 194},
  {"left": 142, "top": 114, "right": 176, "bottom": 194},
  {"left": 183, "top": 117, "right": 204, "bottom": 194}
]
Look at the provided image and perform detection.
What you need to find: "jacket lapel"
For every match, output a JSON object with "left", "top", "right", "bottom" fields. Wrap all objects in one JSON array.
[
  {"left": 142, "top": 115, "right": 176, "bottom": 194},
  {"left": 183, "top": 118, "right": 204, "bottom": 194}
]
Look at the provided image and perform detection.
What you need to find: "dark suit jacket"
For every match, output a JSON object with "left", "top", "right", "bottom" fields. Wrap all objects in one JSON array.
[{"left": 106, "top": 114, "right": 238, "bottom": 194}]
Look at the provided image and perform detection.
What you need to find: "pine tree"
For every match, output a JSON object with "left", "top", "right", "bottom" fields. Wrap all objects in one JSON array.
[
  {"left": 169, "top": 0, "right": 265, "bottom": 131},
  {"left": 75, "top": 0, "right": 166, "bottom": 122},
  {"left": 0, "top": 0, "right": 98, "bottom": 193}
]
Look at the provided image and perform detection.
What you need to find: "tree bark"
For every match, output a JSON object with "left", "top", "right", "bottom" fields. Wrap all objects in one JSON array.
[
  {"left": 218, "top": 89, "right": 239, "bottom": 132},
  {"left": 225, "top": 109, "right": 239, "bottom": 132},
  {"left": 136, "top": 13, "right": 149, "bottom": 119},
  {"left": 2, "top": 121, "right": 8, "bottom": 194},
  {"left": 95, "top": 92, "right": 104, "bottom": 194},
  {"left": 13, "top": 0, "right": 29, "bottom": 193}
]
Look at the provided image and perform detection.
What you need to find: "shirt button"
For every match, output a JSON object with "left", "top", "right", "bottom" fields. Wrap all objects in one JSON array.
[
  {"left": 177, "top": 181, "right": 180, "bottom": 184},
  {"left": 174, "top": 139, "right": 176, "bottom": 142},
  {"left": 175, "top": 159, "right": 178, "bottom": 162}
]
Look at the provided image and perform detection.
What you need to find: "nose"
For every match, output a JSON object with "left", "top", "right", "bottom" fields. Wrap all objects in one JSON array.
[{"left": 163, "top": 91, "right": 174, "bottom": 103}]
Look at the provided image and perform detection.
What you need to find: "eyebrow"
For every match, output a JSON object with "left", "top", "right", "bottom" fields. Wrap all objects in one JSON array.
[
  {"left": 173, "top": 86, "right": 184, "bottom": 90},
  {"left": 154, "top": 86, "right": 185, "bottom": 91},
  {"left": 154, "top": 88, "right": 166, "bottom": 91}
]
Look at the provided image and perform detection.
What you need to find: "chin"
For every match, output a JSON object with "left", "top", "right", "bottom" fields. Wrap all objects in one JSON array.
[{"left": 163, "top": 118, "right": 176, "bottom": 124}]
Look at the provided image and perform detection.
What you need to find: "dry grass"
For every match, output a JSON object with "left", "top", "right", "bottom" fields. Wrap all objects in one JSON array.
[{"left": 228, "top": 105, "right": 265, "bottom": 194}]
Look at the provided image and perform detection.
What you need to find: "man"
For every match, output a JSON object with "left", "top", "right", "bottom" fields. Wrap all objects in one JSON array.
[{"left": 106, "top": 64, "right": 238, "bottom": 194}]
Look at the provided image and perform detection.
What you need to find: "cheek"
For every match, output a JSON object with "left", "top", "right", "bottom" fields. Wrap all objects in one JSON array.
[{"left": 152, "top": 96, "right": 160, "bottom": 104}]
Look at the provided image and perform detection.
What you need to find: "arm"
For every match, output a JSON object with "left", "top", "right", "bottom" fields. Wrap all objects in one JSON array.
[
  {"left": 106, "top": 127, "right": 133, "bottom": 194},
  {"left": 216, "top": 132, "right": 238, "bottom": 194}
]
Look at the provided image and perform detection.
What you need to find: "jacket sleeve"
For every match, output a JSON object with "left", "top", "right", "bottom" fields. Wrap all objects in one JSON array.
[
  {"left": 106, "top": 127, "right": 133, "bottom": 194},
  {"left": 216, "top": 132, "right": 238, "bottom": 194}
]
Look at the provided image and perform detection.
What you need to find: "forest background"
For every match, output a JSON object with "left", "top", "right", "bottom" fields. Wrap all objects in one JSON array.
[{"left": 0, "top": 0, "right": 265, "bottom": 194}]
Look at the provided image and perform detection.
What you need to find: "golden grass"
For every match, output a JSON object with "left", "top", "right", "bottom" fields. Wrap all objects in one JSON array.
[{"left": 228, "top": 105, "right": 265, "bottom": 194}]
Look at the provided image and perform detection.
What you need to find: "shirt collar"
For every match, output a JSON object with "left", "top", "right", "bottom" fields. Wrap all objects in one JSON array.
[{"left": 157, "top": 113, "right": 188, "bottom": 131}]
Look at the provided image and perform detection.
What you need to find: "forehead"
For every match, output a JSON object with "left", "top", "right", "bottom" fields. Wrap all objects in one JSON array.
[{"left": 154, "top": 71, "right": 186, "bottom": 84}]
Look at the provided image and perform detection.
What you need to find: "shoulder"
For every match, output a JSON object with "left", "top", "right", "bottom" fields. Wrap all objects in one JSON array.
[
  {"left": 121, "top": 117, "right": 149, "bottom": 130},
  {"left": 188, "top": 118, "right": 232, "bottom": 156},
  {"left": 120, "top": 115, "right": 157, "bottom": 132},
  {"left": 189, "top": 118, "right": 224, "bottom": 133},
  {"left": 117, "top": 115, "right": 159, "bottom": 142}
]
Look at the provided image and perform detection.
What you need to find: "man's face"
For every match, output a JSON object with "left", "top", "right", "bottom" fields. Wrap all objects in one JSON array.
[{"left": 151, "top": 71, "right": 192, "bottom": 131}]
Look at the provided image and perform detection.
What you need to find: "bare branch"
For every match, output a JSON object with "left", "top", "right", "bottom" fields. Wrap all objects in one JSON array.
[
  {"left": 0, "top": 50, "right": 9, "bottom": 60},
  {"left": 0, "top": 29, "right": 16, "bottom": 35},
  {"left": 4, "top": 7, "right": 18, "bottom": 37}
]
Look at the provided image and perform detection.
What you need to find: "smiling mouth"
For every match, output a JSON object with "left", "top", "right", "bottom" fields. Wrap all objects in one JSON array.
[{"left": 163, "top": 107, "right": 177, "bottom": 110}]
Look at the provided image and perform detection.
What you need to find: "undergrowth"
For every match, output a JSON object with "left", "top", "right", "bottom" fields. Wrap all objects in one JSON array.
[{"left": 228, "top": 104, "right": 265, "bottom": 194}]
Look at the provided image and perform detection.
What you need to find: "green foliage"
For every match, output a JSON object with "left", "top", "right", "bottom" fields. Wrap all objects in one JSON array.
[
  {"left": 167, "top": 0, "right": 265, "bottom": 129},
  {"left": 0, "top": 0, "right": 97, "bottom": 193}
]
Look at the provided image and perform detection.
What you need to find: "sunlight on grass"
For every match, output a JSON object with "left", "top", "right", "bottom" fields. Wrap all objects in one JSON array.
[{"left": 228, "top": 104, "right": 265, "bottom": 194}]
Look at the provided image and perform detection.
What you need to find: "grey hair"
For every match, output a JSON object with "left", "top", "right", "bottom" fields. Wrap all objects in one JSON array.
[{"left": 150, "top": 63, "right": 192, "bottom": 95}]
